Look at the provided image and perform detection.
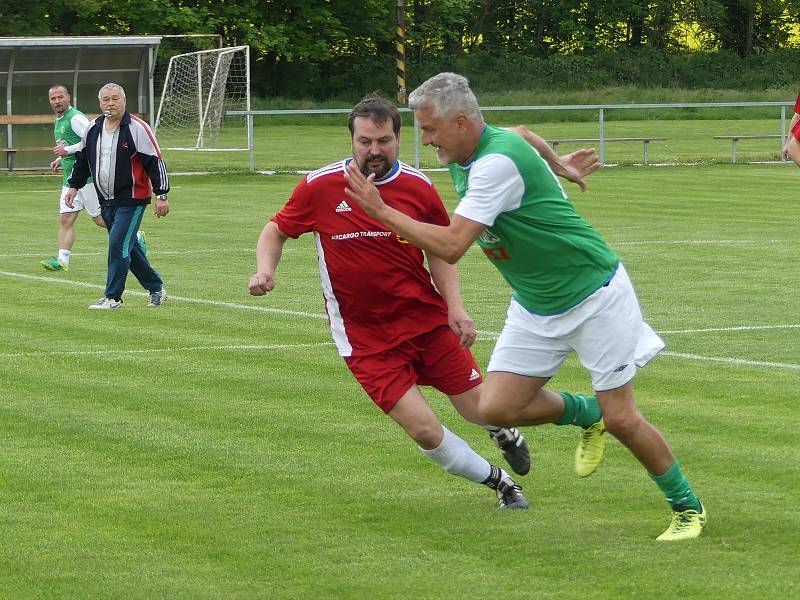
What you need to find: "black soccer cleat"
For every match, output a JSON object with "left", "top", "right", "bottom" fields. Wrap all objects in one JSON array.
[
  {"left": 496, "top": 475, "right": 529, "bottom": 510},
  {"left": 489, "top": 427, "right": 531, "bottom": 476}
]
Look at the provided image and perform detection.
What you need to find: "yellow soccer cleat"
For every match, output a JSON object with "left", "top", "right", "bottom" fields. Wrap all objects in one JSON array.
[
  {"left": 41, "top": 257, "right": 67, "bottom": 271},
  {"left": 575, "top": 418, "right": 605, "bottom": 477},
  {"left": 656, "top": 502, "right": 707, "bottom": 541}
]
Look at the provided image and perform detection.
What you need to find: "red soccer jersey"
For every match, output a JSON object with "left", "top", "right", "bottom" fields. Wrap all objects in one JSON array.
[
  {"left": 795, "top": 90, "right": 800, "bottom": 114},
  {"left": 272, "top": 159, "right": 451, "bottom": 357}
]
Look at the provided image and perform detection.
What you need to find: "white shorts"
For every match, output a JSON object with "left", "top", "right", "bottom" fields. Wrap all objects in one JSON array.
[
  {"left": 59, "top": 185, "right": 100, "bottom": 218},
  {"left": 487, "top": 263, "right": 665, "bottom": 391}
]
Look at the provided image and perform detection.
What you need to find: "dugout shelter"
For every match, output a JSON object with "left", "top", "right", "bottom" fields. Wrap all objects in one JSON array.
[{"left": 0, "top": 36, "right": 161, "bottom": 172}]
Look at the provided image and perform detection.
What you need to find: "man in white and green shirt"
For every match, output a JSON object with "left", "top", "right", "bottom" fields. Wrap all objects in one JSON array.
[
  {"left": 42, "top": 85, "right": 147, "bottom": 271},
  {"left": 344, "top": 72, "right": 705, "bottom": 542}
]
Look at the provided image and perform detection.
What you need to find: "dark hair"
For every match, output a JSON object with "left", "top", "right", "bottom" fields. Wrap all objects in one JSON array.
[
  {"left": 348, "top": 95, "right": 401, "bottom": 136},
  {"left": 49, "top": 84, "right": 70, "bottom": 95}
]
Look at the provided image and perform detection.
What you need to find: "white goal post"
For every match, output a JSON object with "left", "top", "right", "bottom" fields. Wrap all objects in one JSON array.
[{"left": 154, "top": 45, "right": 251, "bottom": 154}]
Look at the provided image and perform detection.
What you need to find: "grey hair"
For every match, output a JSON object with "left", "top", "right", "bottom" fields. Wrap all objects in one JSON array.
[
  {"left": 408, "top": 72, "right": 482, "bottom": 123},
  {"left": 98, "top": 83, "right": 126, "bottom": 99}
]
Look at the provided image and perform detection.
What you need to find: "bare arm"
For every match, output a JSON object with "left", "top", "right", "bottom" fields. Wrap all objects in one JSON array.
[
  {"left": 509, "top": 125, "right": 560, "bottom": 163},
  {"left": 509, "top": 125, "right": 601, "bottom": 192},
  {"left": 427, "top": 253, "right": 476, "bottom": 348},
  {"left": 249, "top": 221, "right": 290, "bottom": 295},
  {"left": 784, "top": 135, "right": 800, "bottom": 167},
  {"left": 783, "top": 112, "right": 800, "bottom": 159}
]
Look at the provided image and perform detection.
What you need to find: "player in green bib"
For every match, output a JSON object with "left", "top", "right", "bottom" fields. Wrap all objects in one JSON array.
[
  {"left": 345, "top": 72, "right": 705, "bottom": 541},
  {"left": 40, "top": 85, "right": 107, "bottom": 271},
  {"left": 41, "top": 86, "right": 149, "bottom": 272}
]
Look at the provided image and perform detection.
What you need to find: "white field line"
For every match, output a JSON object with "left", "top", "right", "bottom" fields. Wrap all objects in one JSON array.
[
  {"left": 0, "top": 248, "right": 253, "bottom": 258},
  {"left": 0, "top": 190, "right": 55, "bottom": 194},
  {"left": 0, "top": 186, "right": 185, "bottom": 194},
  {"left": 474, "top": 325, "right": 800, "bottom": 372},
  {"left": 612, "top": 239, "right": 786, "bottom": 245},
  {"left": 0, "top": 271, "right": 327, "bottom": 320},
  {"left": 2, "top": 270, "right": 798, "bottom": 371},
  {"left": 658, "top": 324, "right": 800, "bottom": 334},
  {"left": 477, "top": 323, "right": 800, "bottom": 340},
  {"left": 661, "top": 351, "right": 800, "bottom": 371},
  {"left": 1, "top": 342, "right": 334, "bottom": 359}
]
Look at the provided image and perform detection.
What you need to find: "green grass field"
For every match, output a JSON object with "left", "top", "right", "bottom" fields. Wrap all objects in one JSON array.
[{"left": 0, "top": 164, "right": 798, "bottom": 598}]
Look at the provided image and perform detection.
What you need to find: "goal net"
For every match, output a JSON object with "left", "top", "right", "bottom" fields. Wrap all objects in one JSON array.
[{"left": 155, "top": 45, "right": 250, "bottom": 151}]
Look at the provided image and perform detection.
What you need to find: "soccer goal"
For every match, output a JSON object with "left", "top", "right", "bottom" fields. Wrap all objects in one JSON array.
[{"left": 155, "top": 45, "right": 251, "bottom": 153}]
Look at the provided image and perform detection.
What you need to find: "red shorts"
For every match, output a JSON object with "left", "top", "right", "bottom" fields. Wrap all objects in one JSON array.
[
  {"left": 792, "top": 120, "right": 800, "bottom": 142},
  {"left": 344, "top": 325, "right": 482, "bottom": 413}
]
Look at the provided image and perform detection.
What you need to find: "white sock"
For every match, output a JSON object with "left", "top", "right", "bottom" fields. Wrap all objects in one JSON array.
[
  {"left": 57, "top": 249, "right": 71, "bottom": 265},
  {"left": 420, "top": 426, "right": 495, "bottom": 484}
]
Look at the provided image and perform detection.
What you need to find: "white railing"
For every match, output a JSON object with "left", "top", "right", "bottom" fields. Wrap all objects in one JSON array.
[{"left": 227, "top": 101, "right": 795, "bottom": 171}]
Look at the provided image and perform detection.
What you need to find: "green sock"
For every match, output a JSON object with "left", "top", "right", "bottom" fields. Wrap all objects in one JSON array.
[
  {"left": 554, "top": 392, "right": 602, "bottom": 429},
  {"left": 650, "top": 460, "right": 702, "bottom": 512}
]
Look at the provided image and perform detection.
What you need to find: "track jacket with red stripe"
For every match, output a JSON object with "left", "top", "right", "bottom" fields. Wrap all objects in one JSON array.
[{"left": 69, "top": 111, "right": 169, "bottom": 206}]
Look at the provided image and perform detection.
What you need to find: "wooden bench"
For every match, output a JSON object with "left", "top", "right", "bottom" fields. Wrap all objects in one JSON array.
[
  {"left": 2, "top": 115, "right": 60, "bottom": 173},
  {"left": 2, "top": 113, "right": 146, "bottom": 173},
  {"left": 712, "top": 134, "right": 782, "bottom": 163},
  {"left": 0, "top": 146, "right": 55, "bottom": 173},
  {"left": 547, "top": 137, "right": 666, "bottom": 165}
]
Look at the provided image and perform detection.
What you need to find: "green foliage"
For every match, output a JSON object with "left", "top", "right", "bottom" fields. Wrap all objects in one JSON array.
[
  {"left": 409, "top": 47, "right": 800, "bottom": 98},
  {"left": 0, "top": 0, "right": 51, "bottom": 35},
  {"left": 3, "top": 1, "right": 800, "bottom": 98}
]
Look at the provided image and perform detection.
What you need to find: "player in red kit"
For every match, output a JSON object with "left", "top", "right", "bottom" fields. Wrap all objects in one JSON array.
[{"left": 249, "top": 96, "right": 530, "bottom": 509}]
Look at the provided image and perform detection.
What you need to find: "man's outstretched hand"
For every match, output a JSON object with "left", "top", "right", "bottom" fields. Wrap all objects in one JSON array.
[
  {"left": 344, "top": 160, "right": 386, "bottom": 218},
  {"left": 555, "top": 148, "right": 602, "bottom": 192}
]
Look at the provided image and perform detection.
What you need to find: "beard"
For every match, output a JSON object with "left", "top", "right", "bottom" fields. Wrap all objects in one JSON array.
[
  {"left": 360, "top": 154, "right": 391, "bottom": 178},
  {"left": 434, "top": 147, "right": 452, "bottom": 165}
]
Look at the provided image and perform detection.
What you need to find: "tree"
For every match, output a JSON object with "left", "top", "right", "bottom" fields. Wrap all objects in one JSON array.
[
  {"left": 687, "top": 0, "right": 793, "bottom": 55},
  {"left": 0, "top": 0, "right": 52, "bottom": 36}
]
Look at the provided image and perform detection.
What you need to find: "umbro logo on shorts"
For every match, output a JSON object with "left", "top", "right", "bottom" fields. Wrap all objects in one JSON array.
[
  {"left": 613, "top": 364, "right": 629, "bottom": 372},
  {"left": 469, "top": 368, "right": 480, "bottom": 381},
  {"left": 335, "top": 200, "right": 352, "bottom": 212}
]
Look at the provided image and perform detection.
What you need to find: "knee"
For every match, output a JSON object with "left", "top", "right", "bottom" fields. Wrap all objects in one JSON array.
[
  {"left": 478, "top": 396, "right": 514, "bottom": 428},
  {"left": 602, "top": 408, "right": 644, "bottom": 441},
  {"left": 406, "top": 421, "right": 445, "bottom": 449}
]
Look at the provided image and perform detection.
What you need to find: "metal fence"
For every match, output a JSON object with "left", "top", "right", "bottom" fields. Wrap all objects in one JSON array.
[{"left": 228, "top": 101, "right": 795, "bottom": 172}]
